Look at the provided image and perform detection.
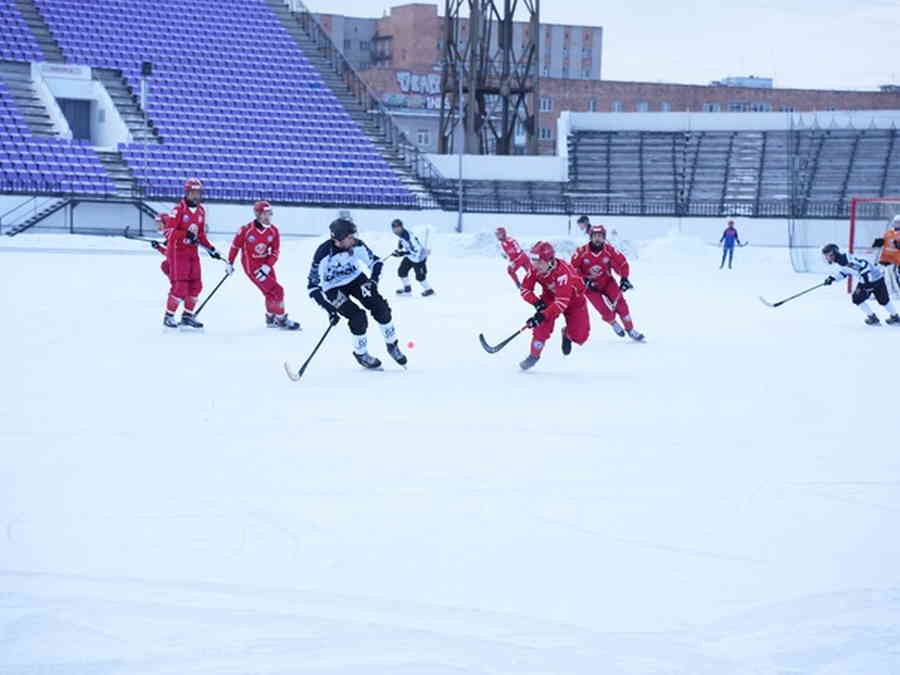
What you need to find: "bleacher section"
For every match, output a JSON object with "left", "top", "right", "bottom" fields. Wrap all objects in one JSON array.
[
  {"left": 569, "top": 127, "right": 900, "bottom": 217},
  {"left": 0, "top": 0, "right": 41, "bottom": 61},
  {"left": 33, "top": 0, "right": 414, "bottom": 206}
]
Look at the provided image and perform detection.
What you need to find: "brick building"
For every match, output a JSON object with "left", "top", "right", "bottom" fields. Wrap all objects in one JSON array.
[{"left": 316, "top": 3, "right": 900, "bottom": 155}]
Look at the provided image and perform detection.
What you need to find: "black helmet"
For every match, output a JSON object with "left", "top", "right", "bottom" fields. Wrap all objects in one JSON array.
[
  {"left": 330, "top": 218, "right": 357, "bottom": 240},
  {"left": 576, "top": 215, "right": 590, "bottom": 225},
  {"left": 391, "top": 218, "right": 403, "bottom": 228},
  {"left": 822, "top": 243, "right": 840, "bottom": 257}
]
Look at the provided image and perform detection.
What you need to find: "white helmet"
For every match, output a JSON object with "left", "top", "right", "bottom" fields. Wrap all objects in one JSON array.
[{"left": 893, "top": 214, "right": 900, "bottom": 225}]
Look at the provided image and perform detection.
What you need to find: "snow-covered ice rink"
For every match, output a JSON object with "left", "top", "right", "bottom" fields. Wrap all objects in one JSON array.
[{"left": 2, "top": 229, "right": 899, "bottom": 674}]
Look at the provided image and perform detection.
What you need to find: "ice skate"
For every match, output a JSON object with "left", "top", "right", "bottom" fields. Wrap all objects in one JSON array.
[
  {"left": 886, "top": 314, "right": 900, "bottom": 325},
  {"left": 163, "top": 312, "right": 178, "bottom": 328},
  {"left": 353, "top": 351, "right": 383, "bottom": 369},
  {"left": 561, "top": 334, "right": 572, "bottom": 355},
  {"left": 864, "top": 314, "right": 881, "bottom": 326},
  {"left": 386, "top": 340, "right": 408, "bottom": 366},
  {"left": 610, "top": 321, "right": 625, "bottom": 337},
  {"left": 179, "top": 313, "right": 204, "bottom": 329},
  {"left": 519, "top": 354, "right": 540, "bottom": 370},
  {"left": 275, "top": 314, "right": 301, "bottom": 330},
  {"left": 628, "top": 328, "right": 645, "bottom": 341}
]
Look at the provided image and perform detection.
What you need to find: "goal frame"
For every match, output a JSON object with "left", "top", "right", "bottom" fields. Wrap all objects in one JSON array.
[{"left": 848, "top": 196, "right": 900, "bottom": 294}]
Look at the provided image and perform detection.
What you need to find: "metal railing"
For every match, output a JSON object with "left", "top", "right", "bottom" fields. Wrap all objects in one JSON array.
[{"left": 284, "top": 0, "right": 444, "bottom": 188}]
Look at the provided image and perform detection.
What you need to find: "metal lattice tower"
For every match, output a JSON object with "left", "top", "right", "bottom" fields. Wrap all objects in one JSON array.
[{"left": 438, "top": 0, "right": 540, "bottom": 155}]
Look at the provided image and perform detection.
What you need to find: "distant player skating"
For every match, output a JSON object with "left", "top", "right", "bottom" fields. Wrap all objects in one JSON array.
[
  {"left": 495, "top": 226, "right": 532, "bottom": 288},
  {"left": 719, "top": 219, "right": 742, "bottom": 269},
  {"left": 518, "top": 241, "right": 591, "bottom": 370},
  {"left": 571, "top": 224, "right": 644, "bottom": 341},
  {"left": 307, "top": 218, "right": 408, "bottom": 369},
  {"left": 390, "top": 218, "right": 434, "bottom": 297},
  {"left": 872, "top": 214, "right": 900, "bottom": 294},
  {"left": 156, "top": 177, "right": 229, "bottom": 329},
  {"left": 228, "top": 201, "right": 299, "bottom": 330},
  {"left": 822, "top": 243, "right": 899, "bottom": 325}
]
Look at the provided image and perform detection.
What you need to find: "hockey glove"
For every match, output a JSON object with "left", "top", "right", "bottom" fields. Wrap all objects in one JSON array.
[
  {"left": 533, "top": 299, "right": 547, "bottom": 311},
  {"left": 151, "top": 240, "right": 162, "bottom": 251},
  {"left": 392, "top": 249, "right": 404, "bottom": 257},
  {"left": 328, "top": 309, "right": 340, "bottom": 326},
  {"left": 254, "top": 264, "right": 271, "bottom": 282},
  {"left": 224, "top": 263, "right": 235, "bottom": 276},
  {"left": 584, "top": 278, "right": 596, "bottom": 290},
  {"left": 526, "top": 312, "right": 546, "bottom": 328},
  {"left": 619, "top": 277, "right": 633, "bottom": 292},
  {"left": 824, "top": 276, "right": 835, "bottom": 286},
  {"left": 209, "top": 249, "right": 223, "bottom": 260},
  {"left": 873, "top": 238, "right": 885, "bottom": 248}
]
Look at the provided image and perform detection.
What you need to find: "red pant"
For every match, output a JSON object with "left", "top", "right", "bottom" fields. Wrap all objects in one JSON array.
[
  {"left": 167, "top": 253, "right": 202, "bottom": 311},
  {"left": 507, "top": 254, "right": 532, "bottom": 285},
  {"left": 246, "top": 266, "right": 285, "bottom": 314},
  {"left": 531, "top": 295, "right": 590, "bottom": 357},
  {"left": 585, "top": 279, "right": 633, "bottom": 330}
]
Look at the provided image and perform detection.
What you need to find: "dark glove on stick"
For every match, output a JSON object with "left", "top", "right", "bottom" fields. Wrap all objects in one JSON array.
[
  {"left": 533, "top": 299, "right": 546, "bottom": 311},
  {"left": 526, "top": 312, "right": 546, "bottom": 328},
  {"left": 824, "top": 276, "right": 835, "bottom": 286},
  {"left": 151, "top": 240, "right": 162, "bottom": 251},
  {"left": 619, "top": 277, "right": 633, "bottom": 292},
  {"left": 209, "top": 249, "right": 222, "bottom": 260}
]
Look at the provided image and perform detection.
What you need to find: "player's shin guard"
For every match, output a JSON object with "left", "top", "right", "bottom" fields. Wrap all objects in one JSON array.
[
  {"left": 352, "top": 334, "right": 368, "bottom": 355},
  {"left": 884, "top": 301, "right": 897, "bottom": 315},
  {"left": 379, "top": 321, "right": 397, "bottom": 344},
  {"left": 167, "top": 294, "right": 181, "bottom": 313},
  {"left": 530, "top": 338, "right": 545, "bottom": 358},
  {"left": 184, "top": 296, "right": 198, "bottom": 312},
  {"left": 858, "top": 301, "right": 874, "bottom": 316}
]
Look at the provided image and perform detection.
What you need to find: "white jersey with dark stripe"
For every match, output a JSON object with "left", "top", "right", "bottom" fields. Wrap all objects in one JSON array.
[
  {"left": 829, "top": 254, "right": 884, "bottom": 285},
  {"left": 307, "top": 238, "right": 383, "bottom": 295},
  {"left": 396, "top": 229, "right": 427, "bottom": 263}
]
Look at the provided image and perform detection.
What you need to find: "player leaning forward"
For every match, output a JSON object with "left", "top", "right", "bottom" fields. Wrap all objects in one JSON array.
[
  {"left": 822, "top": 243, "right": 899, "bottom": 325},
  {"left": 307, "top": 218, "right": 408, "bottom": 368},
  {"left": 228, "top": 200, "right": 299, "bottom": 330},
  {"left": 518, "top": 241, "right": 591, "bottom": 370}
]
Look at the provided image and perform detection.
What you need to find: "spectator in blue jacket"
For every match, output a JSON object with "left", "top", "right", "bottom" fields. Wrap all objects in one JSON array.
[{"left": 719, "top": 220, "right": 742, "bottom": 269}]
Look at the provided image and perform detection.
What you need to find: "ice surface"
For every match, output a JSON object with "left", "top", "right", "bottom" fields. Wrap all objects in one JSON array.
[{"left": 2, "top": 231, "right": 899, "bottom": 674}]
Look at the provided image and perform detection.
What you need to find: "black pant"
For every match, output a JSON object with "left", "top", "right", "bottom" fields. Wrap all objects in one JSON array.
[
  {"left": 852, "top": 277, "right": 890, "bottom": 306},
  {"left": 325, "top": 275, "right": 392, "bottom": 335},
  {"left": 398, "top": 257, "right": 427, "bottom": 282}
]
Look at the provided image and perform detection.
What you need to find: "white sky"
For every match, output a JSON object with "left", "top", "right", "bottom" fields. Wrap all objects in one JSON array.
[{"left": 310, "top": 0, "right": 900, "bottom": 91}]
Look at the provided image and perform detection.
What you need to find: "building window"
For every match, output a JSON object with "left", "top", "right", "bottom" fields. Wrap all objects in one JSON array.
[
  {"left": 343, "top": 39, "right": 351, "bottom": 49},
  {"left": 587, "top": 99, "right": 597, "bottom": 112},
  {"left": 582, "top": 47, "right": 592, "bottom": 58},
  {"left": 780, "top": 105, "right": 795, "bottom": 112},
  {"left": 416, "top": 129, "right": 430, "bottom": 146},
  {"left": 750, "top": 102, "right": 772, "bottom": 112},
  {"left": 636, "top": 101, "right": 649, "bottom": 112},
  {"left": 611, "top": 100, "right": 622, "bottom": 112},
  {"left": 542, "top": 65, "right": 550, "bottom": 77},
  {"left": 359, "top": 40, "right": 369, "bottom": 50},
  {"left": 582, "top": 69, "right": 591, "bottom": 78},
  {"left": 660, "top": 102, "right": 671, "bottom": 112},
  {"left": 703, "top": 102, "right": 721, "bottom": 112},
  {"left": 728, "top": 102, "right": 749, "bottom": 112},
  {"left": 540, "top": 96, "right": 552, "bottom": 112},
  {"left": 539, "top": 126, "right": 553, "bottom": 140}
]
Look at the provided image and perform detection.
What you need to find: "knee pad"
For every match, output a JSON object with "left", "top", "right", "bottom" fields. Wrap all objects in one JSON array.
[
  {"left": 415, "top": 267, "right": 426, "bottom": 282},
  {"left": 852, "top": 287, "right": 868, "bottom": 305},
  {"left": 347, "top": 307, "right": 368, "bottom": 335},
  {"left": 267, "top": 283, "right": 284, "bottom": 303},
  {"left": 371, "top": 298, "right": 392, "bottom": 325}
]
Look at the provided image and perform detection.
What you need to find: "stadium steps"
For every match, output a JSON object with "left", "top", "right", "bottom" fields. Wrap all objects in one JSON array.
[
  {"left": 0, "top": 60, "right": 55, "bottom": 136},
  {"left": 93, "top": 68, "right": 161, "bottom": 145},
  {"left": 95, "top": 150, "right": 140, "bottom": 199},
  {"left": 4, "top": 196, "right": 70, "bottom": 236},
  {"left": 13, "top": 0, "right": 65, "bottom": 63},
  {"left": 265, "top": 0, "right": 432, "bottom": 199}
]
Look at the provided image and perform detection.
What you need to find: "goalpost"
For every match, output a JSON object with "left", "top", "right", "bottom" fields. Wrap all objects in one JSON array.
[{"left": 849, "top": 197, "right": 900, "bottom": 297}]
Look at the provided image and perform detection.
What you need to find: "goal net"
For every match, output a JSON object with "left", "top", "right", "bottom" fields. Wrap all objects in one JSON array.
[{"left": 849, "top": 197, "right": 900, "bottom": 296}]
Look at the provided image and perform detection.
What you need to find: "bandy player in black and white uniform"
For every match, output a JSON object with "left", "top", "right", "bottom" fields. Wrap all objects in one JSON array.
[
  {"left": 822, "top": 243, "right": 900, "bottom": 326},
  {"left": 308, "top": 218, "right": 408, "bottom": 369},
  {"left": 390, "top": 218, "right": 434, "bottom": 297}
]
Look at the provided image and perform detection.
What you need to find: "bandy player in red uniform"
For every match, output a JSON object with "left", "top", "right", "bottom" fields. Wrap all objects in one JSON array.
[
  {"left": 495, "top": 227, "right": 532, "bottom": 288},
  {"left": 228, "top": 201, "right": 299, "bottom": 330},
  {"left": 157, "top": 177, "right": 227, "bottom": 329},
  {"left": 518, "top": 241, "right": 590, "bottom": 370},
  {"left": 571, "top": 224, "right": 645, "bottom": 341}
]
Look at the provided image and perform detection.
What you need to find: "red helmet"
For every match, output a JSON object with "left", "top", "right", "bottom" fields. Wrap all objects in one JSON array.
[
  {"left": 589, "top": 224, "right": 606, "bottom": 237},
  {"left": 529, "top": 241, "right": 555, "bottom": 262},
  {"left": 254, "top": 200, "right": 272, "bottom": 217},
  {"left": 495, "top": 227, "right": 507, "bottom": 239},
  {"left": 184, "top": 177, "right": 203, "bottom": 193}
]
